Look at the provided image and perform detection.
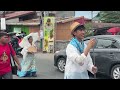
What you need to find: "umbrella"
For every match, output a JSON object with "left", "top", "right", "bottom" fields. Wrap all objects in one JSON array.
[{"left": 107, "top": 27, "right": 120, "bottom": 35}]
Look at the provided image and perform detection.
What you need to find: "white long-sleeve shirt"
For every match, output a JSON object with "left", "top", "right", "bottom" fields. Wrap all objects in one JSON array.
[
  {"left": 64, "top": 43, "right": 94, "bottom": 78},
  {"left": 21, "top": 42, "right": 36, "bottom": 60}
]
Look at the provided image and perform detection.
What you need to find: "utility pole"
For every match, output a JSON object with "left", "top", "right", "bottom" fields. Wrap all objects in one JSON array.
[
  {"left": 3, "top": 11, "right": 5, "bottom": 18},
  {"left": 91, "top": 11, "right": 94, "bottom": 35},
  {"left": 40, "top": 11, "right": 44, "bottom": 52},
  {"left": 1, "top": 11, "right": 6, "bottom": 31},
  {"left": 91, "top": 11, "right": 93, "bottom": 19},
  {"left": 91, "top": 11, "right": 96, "bottom": 79}
]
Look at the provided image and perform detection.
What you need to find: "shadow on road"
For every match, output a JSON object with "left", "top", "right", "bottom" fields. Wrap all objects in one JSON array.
[{"left": 89, "top": 72, "right": 111, "bottom": 79}]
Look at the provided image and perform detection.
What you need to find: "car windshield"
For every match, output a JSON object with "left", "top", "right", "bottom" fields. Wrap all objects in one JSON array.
[
  {"left": 84, "top": 35, "right": 120, "bottom": 48},
  {"left": 114, "top": 36, "right": 120, "bottom": 43}
]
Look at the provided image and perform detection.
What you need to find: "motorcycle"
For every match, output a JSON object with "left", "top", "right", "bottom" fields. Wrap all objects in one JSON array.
[{"left": 8, "top": 32, "right": 23, "bottom": 57}]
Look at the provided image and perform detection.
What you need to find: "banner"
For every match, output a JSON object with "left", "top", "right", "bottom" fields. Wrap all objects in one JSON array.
[
  {"left": 43, "top": 17, "right": 55, "bottom": 53},
  {"left": 1, "top": 18, "right": 6, "bottom": 30}
]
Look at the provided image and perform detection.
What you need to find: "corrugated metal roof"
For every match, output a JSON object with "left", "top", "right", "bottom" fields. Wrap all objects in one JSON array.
[
  {"left": 6, "top": 18, "right": 40, "bottom": 26},
  {"left": 7, "top": 22, "right": 40, "bottom": 26},
  {"left": 1, "top": 11, "right": 35, "bottom": 20},
  {"left": 92, "top": 22, "right": 120, "bottom": 28},
  {"left": 6, "top": 17, "right": 91, "bottom": 26},
  {"left": 56, "top": 16, "right": 91, "bottom": 23}
]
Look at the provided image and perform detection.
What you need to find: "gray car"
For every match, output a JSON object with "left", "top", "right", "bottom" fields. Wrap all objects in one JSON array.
[{"left": 54, "top": 35, "right": 120, "bottom": 79}]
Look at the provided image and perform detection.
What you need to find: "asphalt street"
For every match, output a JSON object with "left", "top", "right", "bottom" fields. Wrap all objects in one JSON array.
[{"left": 13, "top": 53, "right": 110, "bottom": 79}]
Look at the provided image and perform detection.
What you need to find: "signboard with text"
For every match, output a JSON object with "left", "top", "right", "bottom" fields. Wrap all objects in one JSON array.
[{"left": 1, "top": 18, "right": 6, "bottom": 30}]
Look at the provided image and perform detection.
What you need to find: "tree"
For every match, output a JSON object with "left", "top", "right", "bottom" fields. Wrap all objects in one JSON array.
[
  {"left": 98, "top": 11, "right": 120, "bottom": 23},
  {"left": 84, "top": 22, "right": 93, "bottom": 37}
]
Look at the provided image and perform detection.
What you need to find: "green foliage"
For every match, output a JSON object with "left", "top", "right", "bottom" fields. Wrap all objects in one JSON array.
[
  {"left": 99, "top": 11, "right": 120, "bottom": 23},
  {"left": 84, "top": 22, "right": 94, "bottom": 37}
]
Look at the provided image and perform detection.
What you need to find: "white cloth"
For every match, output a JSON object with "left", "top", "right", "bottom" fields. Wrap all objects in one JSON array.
[
  {"left": 20, "top": 41, "right": 36, "bottom": 60},
  {"left": 40, "top": 30, "right": 44, "bottom": 39},
  {"left": 19, "top": 32, "right": 39, "bottom": 48},
  {"left": 19, "top": 33, "right": 37, "bottom": 60},
  {"left": 17, "top": 41, "right": 37, "bottom": 77},
  {"left": 64, "top": 43, "right": 94, "bottom": 79}
]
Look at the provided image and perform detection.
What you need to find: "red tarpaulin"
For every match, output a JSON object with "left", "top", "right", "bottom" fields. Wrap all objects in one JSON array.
[{"left": 107, "top": 27, "right": 120, "bottom": 35}]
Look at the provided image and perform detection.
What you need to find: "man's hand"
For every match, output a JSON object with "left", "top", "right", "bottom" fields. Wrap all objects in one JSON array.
[
  {"left": 87, "top": 38, "right": 96, "bottom": 49},
  {"left": 17, "top": 65, "right": 21, "bottom": 71},
  {"left": 84, "top": 38, "right": 96, "bottom": 56},
  {"left": 13, "top": 55, "right": 21, "bottom": 71},
  {"left": 92, "top": 66, "right": 97, "bottom": 74}
]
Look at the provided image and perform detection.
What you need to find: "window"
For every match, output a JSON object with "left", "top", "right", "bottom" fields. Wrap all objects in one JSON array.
[
  {"left": 111, "top": 40, "right": 119, "bottom": 48},
  {"left": 84, "top": 39, "right": 97, "bottom": 48},
  {"left": 14, "top": 27, "right": 21, "bottom": 34},
  {"left": 96, "top": 39, "right": 119, "bottom": 49}
]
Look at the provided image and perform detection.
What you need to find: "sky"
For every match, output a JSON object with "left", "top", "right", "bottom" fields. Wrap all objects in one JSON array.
[{"left": 75, "top": 11, "right": 100, "bottom": 19}]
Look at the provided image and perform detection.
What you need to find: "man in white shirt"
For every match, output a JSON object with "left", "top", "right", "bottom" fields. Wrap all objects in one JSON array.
[{"left": 64, "top": 22, "right": 97, "bottom": 79}]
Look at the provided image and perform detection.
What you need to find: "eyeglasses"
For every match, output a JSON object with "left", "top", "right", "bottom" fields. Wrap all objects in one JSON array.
[{"left": 78, "top": 29, "right": 85, "bottom": 31}]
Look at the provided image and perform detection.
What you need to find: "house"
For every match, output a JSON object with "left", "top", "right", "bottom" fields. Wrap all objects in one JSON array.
[
  {"left": 6, "top": 18, "right": 41, "bottom": 51},
  {"left": 0, "top": 11, "right": 40, "bottom": 35},
  {"left": 0, "top": 11, "right": 37, "bottom": 23},
  {"left": 6, "top": 18, "right": 40, "bottom": 35}
]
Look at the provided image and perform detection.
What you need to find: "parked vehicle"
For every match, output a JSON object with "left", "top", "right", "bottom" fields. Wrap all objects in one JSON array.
[
  {"left": 8, "top": 32, "right": 23, "bottom": 57},
  {"left": 93, "top": 27, "right": 120, "bottom": 36},
  {"left": 54, "top": 50, "right": 66, "bottom": 72},
  {"left": 93, "top": 27, "right": 112, "bottom": 35},
  {"left": 54, "top": 35, "right": 120, "bottom": 79}
]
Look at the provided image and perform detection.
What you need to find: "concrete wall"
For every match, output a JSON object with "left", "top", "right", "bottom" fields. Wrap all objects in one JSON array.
[
  {"left": 44, "top": 11, "right": 75, "bottom": 17},
  {"left": 56, "top": 11, "right": 75, "bottom": 17},
  {"left": 34, "top": 40, "right": 70, "bottom": 53},
  {"left": 6, "top": 18, "right": 19, "bottom": 23},
  {"left": 29, "top": 26, "right": 40, "bottom": 33},
  {"left": 55, "top": 21, "right": 74, "bottom": 41},
  {"left": 54, "top": 40, "right": 70, "bottom": 52}
]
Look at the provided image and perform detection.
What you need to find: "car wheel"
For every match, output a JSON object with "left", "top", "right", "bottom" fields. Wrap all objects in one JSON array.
[
  {"left": 111, "top": 64, "right": 120, "bottom": 79},
  {"left": 57, "top": 57, "right": 66, "bottom": 73}
]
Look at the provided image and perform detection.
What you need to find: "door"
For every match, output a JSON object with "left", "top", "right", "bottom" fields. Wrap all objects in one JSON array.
[
  {"left": 22, "top": 26, "right": 29, "bottom": 35},
  {"left": 90, "top": 38, "right": 119, "bottom": 74}
]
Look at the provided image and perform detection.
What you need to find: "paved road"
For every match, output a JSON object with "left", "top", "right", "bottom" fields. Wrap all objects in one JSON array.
[
  {"left": 13, "top": 53, "right": 63, "bottom": 79},
  {"left": 13, "top": 53, "right": 110, "bottom": 79}
]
